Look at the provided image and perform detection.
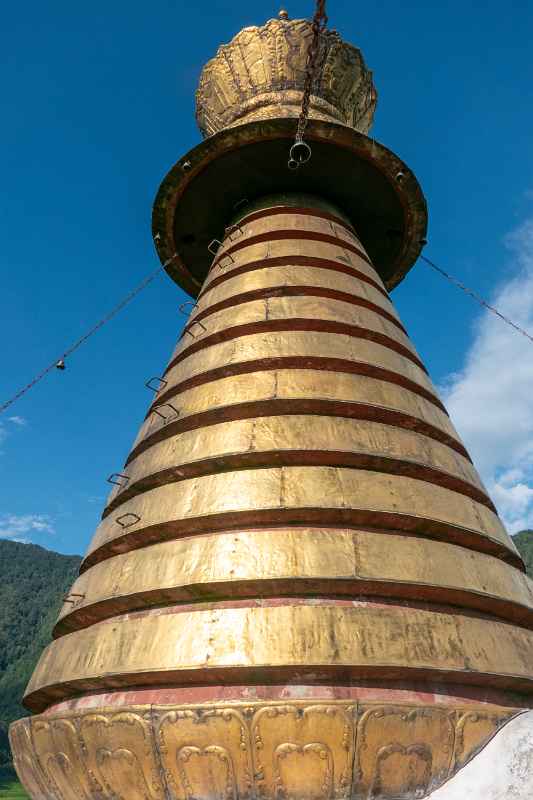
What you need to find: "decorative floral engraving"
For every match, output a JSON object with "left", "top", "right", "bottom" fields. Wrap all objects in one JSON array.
[
  {"left": 252, "top": 704, "right": 354, "bottom": 800},
  {"left": 155, "top": 706, "right": 253, "bottom": 800},
  {"left": 196, "top": 18, "right": 376, "bottom": 137},
  {"left": 10, "top": 701, "right": 521, "bottom": 800},
  {"left": 355, "top": 705, "right": 455, "bottom": 799}
]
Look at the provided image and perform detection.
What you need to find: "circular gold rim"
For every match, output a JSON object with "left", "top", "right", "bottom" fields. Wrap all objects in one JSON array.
[{"left": 151, "top": 118, "right": 428, "bottom": 295}]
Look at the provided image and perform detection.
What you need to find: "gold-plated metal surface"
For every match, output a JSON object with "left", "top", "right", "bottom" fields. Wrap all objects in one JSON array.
[
  {"left": 172, "top": 298, "right": 420, "bottom": 367},
  {"left": 158, "top": 332, "right": 437, "bottom": 407},
  {"left": 55, "top": 530, "right": 533, "bottom": 635},
  {"left": 195, "top": 17, "right": 377, "bottom": 137},
  {"left": 24, "top": 602, "right": 533, "bottom": 709},
  {"left": 131, "top": 369, "right": 461, "bottom": 455},
  {"left": 103, "top": 416, "right": 488, "bottom": 516},
  {"left": 152, "top": 118, "right": 428, "bottom": 293},
  {"left": 200, "top": 235, "right": 383, "bottom": 293},
  {"left": 10, "top": 700, "right": 519, "bottom": 800},
  {"left": 11, "top": 168, "right": 530, "bottom": 798},
  {"left": 209, "top": 209, "right": 369, "bottom": 266},
  {"left": 197, "top": 265, "right": 398, "bottom": 320},
  {"left": 83, "top": 466, "right": 516, "bottom": 569}
]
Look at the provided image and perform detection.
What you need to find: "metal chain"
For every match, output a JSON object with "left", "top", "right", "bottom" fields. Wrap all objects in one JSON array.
[{"left": 288, "top": 0, "right": 328, "bottom": 169}]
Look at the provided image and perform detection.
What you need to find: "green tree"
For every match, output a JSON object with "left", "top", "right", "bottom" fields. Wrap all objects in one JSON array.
[
  {"left": 513, "top": 530, "right": 533, "bottom": 578},
  {"left": 0, "top": 540, "right": 81, "bottom": 779}
]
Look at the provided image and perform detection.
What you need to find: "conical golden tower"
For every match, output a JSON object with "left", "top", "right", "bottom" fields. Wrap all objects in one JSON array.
[{"left": 10, "top": 11, "right": 533, "bottom": 800}]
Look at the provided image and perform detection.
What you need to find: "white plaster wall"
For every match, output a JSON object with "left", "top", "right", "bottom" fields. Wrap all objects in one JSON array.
[{"left": 428, "top": 710, "right": 533, "bottom": 799}]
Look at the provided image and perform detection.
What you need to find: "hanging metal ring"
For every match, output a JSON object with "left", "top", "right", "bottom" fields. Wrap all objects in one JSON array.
[{"left": 289, "top": 141, "right": 312, "bottom": 169}]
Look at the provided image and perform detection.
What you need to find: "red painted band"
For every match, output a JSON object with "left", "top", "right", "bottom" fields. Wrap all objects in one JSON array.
[
  {"left": 233, "top": 205, "right": 359, "bottom": 238},
  {"left": 129, "top": 399, "right": 467, "bottom": 467},
  {"left": 44, "top": 683, "right": 533, "bottom": 715},
  {"left": 212, "top": 229, "right": 376, "bottom": 272},
  {"left": 54, "top": 571, "right": 533, "bottom": 639},
  {"left": 171, "top": 319, "right": 427, "bottom": 375},
  {"left": 200, "top": 254, "right": 388, "bottom": 301},
  {"left": 151, "top": 358, "right": 446, "bottom": 420},
  {"left": 106, "top": 449, "right": 493, "bottom": 520},
  {"left": 185, "top": 284, "right": 407, "bottom": 335},
  {"left": 81, "top": 508, "right": 523, "bottom": 576}
]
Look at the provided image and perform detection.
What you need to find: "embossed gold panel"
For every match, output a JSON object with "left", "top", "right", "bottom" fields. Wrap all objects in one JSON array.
[
  {"left": 87, "top": 466, "right": 514, "bottom": 562},
  {"left": 10, "top": 700, "right": 521, "bottom": 800},
  {"left": 104, "top": 416, "right": 487, "bottom": 515},
  {"left": 195, "top": 16, "right": 377, "bottom": 136},
  {"left": 197, "top": 265, "right": 396, "bottom": 320},
  {"left": 155, "top": 706, "right": 253, "bottom": 800},
  {"left": 172, "top": 297, "right": 418, "bottom": 367},
  {"left": 132, "top": 370, "right": 459, "bottom": 453},
  {"left": 56, "top": 530, "right": 533, "bottom": 634},
  {"left": 26, "top": 602, "right": 533, "bottom": 710},
  {"left": 200, "top": 237, "right": 381, "bottom": 293},
  {"left": 159, "top": 332, "right": 436, "bottom": 405},
  {"left": 251, "top": 704, "right": 355, "bottom": 800}
]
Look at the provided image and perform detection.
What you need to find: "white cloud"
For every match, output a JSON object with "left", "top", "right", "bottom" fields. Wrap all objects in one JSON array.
[
  {"left": 0, "top": 414, "right": 28, "bottom": 453},
  {"left": 441, "top": 216, "right": 533, "bottom": 533},
  {"left": 0, "top": 514, "right": 55, "bottom": 541},
  {"left": 8, "top": 415, "right": 27, "bottom": 426}
]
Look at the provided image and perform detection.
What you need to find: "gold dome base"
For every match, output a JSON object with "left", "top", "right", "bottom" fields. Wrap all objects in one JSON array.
[{"left": 10, "top": 696, "right": 521, "bottom": 800}]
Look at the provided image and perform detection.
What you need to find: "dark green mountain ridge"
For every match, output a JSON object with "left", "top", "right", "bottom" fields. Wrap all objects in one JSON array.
[
  {"left": 0, "top": 539, "right": 81, "bottom": 780},
  {"left": 1, "top": 532, "right": 532, "bottom": 782}
]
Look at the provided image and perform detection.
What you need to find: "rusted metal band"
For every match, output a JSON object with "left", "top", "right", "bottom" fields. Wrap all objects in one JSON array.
[
  {"left": 172, "top": 319, "right": 427, "bottom": 374},
  {"left": 24, "top": 665, "right": 533, "bottom": 716},
  {"left": 185, "top": 284, "right": 408, "bottom": 335},
  {"left": 34, "top": 684, "right": 533, "bottom": 711},
  {"left": 129, "top": 399, "right": 468, "bottom": 467},
  {"left": 105, "top": 449, "right": 494, "bottom": 520},
  {"left": 211, "top": 230, "right": 376, "bottom": 272},
  {"left": 24, "top": 599, "right": 533, "bottom": 712},
  {"left": 54, "top": 572, "right": 533, "bottom": 639},
  {"left": 81, "top": 506, "right": 522, "bottom": 575},
  {"left": 150, "top": 358, "right": 446, "bottom": 421},
  {"left": 199, "top": 254, "right": 388, "bottom": 301},
  {"left": 233, "top": 205, "right": 359, "bottom": 238}
]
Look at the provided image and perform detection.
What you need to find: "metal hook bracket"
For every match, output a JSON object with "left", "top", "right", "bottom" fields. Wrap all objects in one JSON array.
[
  {"left": 63, "top": 592, "right": 86, "bottom": 605},
  {"left": 208, "top": 239, "right": 222, "bottom": 256},
  {"left": 225, "top": 223, "right": 243, "bottom": 241},
  {"left": 184, "top": 319, "right": 207, "bottom": 338},
  {"left": 178, "top": 301, "right": 198, "bottom": 316},
  {"left": 145, "top": 376, "right": 168, "bottom": 393},
  {"left": 152, "top": 402, "right": 180, "bottom": 421},
  {"left": 233, "top": 197, "right": 249, "bottom": 212},
  {"left": 218, "top": 253, "right": 234, "bottom": 270},
  {"left": 116, "top": 512, "right": 141, "bottom": 529},
  {"left": 107, "top": 473, "right": 130, "bottom": 487}
]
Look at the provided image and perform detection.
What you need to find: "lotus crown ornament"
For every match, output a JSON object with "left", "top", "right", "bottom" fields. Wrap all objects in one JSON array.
[{"left": 195, "top": 12, "right": 377, "bottom": 137}]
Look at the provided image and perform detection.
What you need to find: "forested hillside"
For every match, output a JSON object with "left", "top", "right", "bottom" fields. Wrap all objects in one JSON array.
[
  {"left": 0, "top": 531, "right": 532, "bottom": 782},
  {"left": 0, "top": 539, "right": 81, "bottom": 779},
  {"left": 513, "top": 530, "right": 533, "bottom": 577}
]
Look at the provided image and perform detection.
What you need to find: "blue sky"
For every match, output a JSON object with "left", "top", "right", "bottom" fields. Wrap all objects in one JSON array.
[{"left": 1, "top": 0, "right": 533, "bottom": 555}]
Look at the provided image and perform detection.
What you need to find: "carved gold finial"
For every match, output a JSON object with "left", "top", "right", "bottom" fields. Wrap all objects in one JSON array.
[
  {"left": 195, "top": 16, "right": 377, "bottom": 138},
  {"left": 278, "top": 8, "right": 289, "bottom": 19}
]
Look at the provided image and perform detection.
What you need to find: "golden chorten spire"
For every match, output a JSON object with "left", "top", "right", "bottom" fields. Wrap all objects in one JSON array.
[{"left": 9, "top": 9, "right": 533, "bottom": 800}]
